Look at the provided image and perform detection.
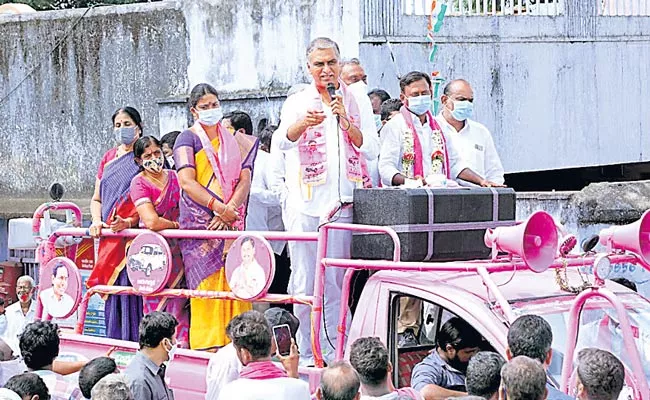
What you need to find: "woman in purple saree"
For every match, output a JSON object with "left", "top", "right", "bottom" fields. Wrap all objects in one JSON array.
[
  {"left": 88, "top": 107, "right": 144, "bottom": 341},
  {"left": 174, "top": 83, "right": 258, "bottom": 350},
  {"left": 130, "top": 136, "right": 190, "bottom": 345}
]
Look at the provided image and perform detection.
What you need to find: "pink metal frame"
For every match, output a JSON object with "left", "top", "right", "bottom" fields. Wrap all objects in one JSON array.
[
  {"left": 39, "top": 211, "right": 650, "bottom": 394},
  {"left": 560, "top": 287, "right": 650, "bottom": 398}
]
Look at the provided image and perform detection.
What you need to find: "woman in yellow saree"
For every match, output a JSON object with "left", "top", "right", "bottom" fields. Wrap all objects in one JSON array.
[{"left": 174, "top": 83, "right": 258, "bottom": 350}]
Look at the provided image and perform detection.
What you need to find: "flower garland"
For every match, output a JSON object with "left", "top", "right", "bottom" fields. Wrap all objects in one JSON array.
[
  {"left": 430, "top": 129, "right": 446, "bottom": 175},
  {"left": 402, "top": 131, "right": 415, "bottom": 177}
]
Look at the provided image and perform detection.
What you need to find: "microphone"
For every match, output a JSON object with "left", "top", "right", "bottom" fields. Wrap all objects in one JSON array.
[{"left": 326, "top": 83, "right": 340, "bottom": 122}]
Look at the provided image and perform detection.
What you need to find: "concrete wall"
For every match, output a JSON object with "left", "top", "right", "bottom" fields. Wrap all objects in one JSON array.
[
  {"left": 0, "top": 2, "right": 189, "bottom": 197},
  {"left": 0, "top": 0, "right": 358, "bottom": 200},
  {"left": 360, "top": 0, "right": 650, "bottom": 174}
]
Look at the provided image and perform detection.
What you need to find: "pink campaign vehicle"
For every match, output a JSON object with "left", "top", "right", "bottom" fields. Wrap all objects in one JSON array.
[{"left": 31, "top": 199, "right": 650, "bottom": 399}]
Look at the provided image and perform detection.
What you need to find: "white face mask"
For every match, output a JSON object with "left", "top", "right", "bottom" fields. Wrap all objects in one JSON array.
[
  {"left": 197, "top": 107, "right": 223, "bottom": 126},
  {"left": 164, "top": 338, "right": 178, "bottom": 363}
]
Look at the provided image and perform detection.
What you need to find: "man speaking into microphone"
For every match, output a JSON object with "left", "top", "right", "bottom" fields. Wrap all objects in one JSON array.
[{"left": 275, "top": 37, "right": 379, "bottom": 365}]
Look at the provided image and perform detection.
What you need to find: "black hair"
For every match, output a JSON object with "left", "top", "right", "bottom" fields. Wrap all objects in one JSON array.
[
  {"left": 436, "top": 317, "right": 483, "bottom": 351},
  {"left": 258, "top": 124, "right": 277, "bottom": 151},
  {"left": 399, "top": 71, "right": 432, "bottom": 93},
  {"left": 577, "top": 348, "right": 625, "bottom": 400},
  {"left": 79, "top": 356, "right": 118, "bottom": 398},
  {"left": 367, "top": 89, "right": 391, "bottom": 104},
  {"left": 5, "top": 372, "right": 50, "bottom": 400},
  {"left": 610, "top": 277, "right": 637, "bottom": 292},
  {"left": 112, "top": 107, "right": 143, "bottom": 133},
  {"left": 189, "top": 83, "right": 219, "bottom": 109},
  {"left": 507, "top": 315, "right": 552, "bottom": 364},
  {"left": 20, "top": 320, "right": 60, "bottom": 370},
  {"left": 132, "top": 136, "right": 162, "bottom": 171},
  {"left": 501, "top": 356, "right": 547, "bottom": 400},
  {"left": 0, "top": 297, "right": 5, "bottom": 307},
  {"left": 241, "top": 237, "right": 256, "bottom": 248},
  {"left": 349, "top": 337, "right": 389, "bottom": 387},
  {"left": 52, "top": 262, "right": 67, "bottom": 279},
  {"left": 466, "top": 351, "right": 506, "bottom": 399},
  {"left": 224, "top": 111, "right": 254, "bottom": 136},
  {"left": 160, "top": 131, "right": 181, "bottom": 149},
  {"left": 138, "top": 311, "right": 178, "bottom": 349},
  {"left": 226, "top": 310, "right": 272, "bottom": 360},
  {"left": 380, "top": 98, "right": 403, "bottom": 122},
  {"left": 319, "top": 361, "right": 361, "bottom": 400}
]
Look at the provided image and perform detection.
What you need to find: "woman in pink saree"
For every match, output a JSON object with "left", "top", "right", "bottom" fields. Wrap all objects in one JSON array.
[
  {"left": 174, "top": 83, "right": 258, "bottom": 350},
  {"left": 130, "top": 136, "right": 190, "bottom": 345}
]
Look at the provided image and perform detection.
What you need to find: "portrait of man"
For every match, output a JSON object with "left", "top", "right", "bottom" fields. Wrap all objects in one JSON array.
[
  {"left": 230, "top": 237, "right": 267, "bottom": 299},
  {"left": 39, "top": 263, "right": 74, "bottom": 318}
]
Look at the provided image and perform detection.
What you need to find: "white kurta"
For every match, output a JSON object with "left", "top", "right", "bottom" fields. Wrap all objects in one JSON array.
[
  {"left": 2, "top": 301, "right": 35, "bottom": 354},
  {"left": 378, "top": 112, "right": 469, "bottom": 186},
  {"left": 435, "top": 115, "right": 505, "bottom": 185},
  {"left": 217, "top": 377, "right": 310, "bottom": 400},
  {"left": 275, "top": 84, "right": 378, "bottom": 364},
  {"left": 246, "top": 149, "right": 286, "bottom": 255}
]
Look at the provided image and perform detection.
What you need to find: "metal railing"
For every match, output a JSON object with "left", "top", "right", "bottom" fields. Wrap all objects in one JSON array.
[
  {"left": 403, "top": 0, "right": 650, "bottom": 16},
  {"left": 402, "top": 0, "right": 564, "bottom": 16}
]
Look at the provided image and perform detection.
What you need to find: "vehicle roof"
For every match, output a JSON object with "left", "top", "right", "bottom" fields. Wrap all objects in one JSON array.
[{"left": 372, "top": 267, "right": 633, "bottom": 305}]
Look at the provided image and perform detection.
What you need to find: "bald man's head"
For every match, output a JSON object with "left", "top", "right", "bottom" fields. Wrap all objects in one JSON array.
[
  {"left": 317, "top": 361, "right": 361, "bottom": 400},
  {"left": 441, "top": 79, "right": 474, "bottom": 122}
]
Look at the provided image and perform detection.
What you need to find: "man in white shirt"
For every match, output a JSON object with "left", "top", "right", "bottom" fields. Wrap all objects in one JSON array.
[
  {"left": 217, "top": 311, "right": 308, "bottom": 400},
  {"left": 247, "top": 124, "right": 288, "bottom": 278},
  {"left": 436, "top": 79, "right": 505, "bottom": 186},
  {"left": 379, "top": 71, "right": 501, "bottom": 188},
  {"left": 276, "top": 37, "right": 379, "bottom": 365},
  {"left": 40, "top": 263, "right": 74, "bottom": 319},
  {"left": 3, "top": 276, "right": 36, "bottom": 355}
]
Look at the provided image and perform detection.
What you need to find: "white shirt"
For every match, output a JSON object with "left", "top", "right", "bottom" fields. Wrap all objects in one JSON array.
[
  {"left": 205, "top": 343, "right": 241, "bottom": 400},
  {"left": 230, "top": 261, "right": 266, "bottom": 299},
  {"left": 217, "top": 377, "right": 310, "bottom": 400},
  {"left": 3, "top": 301, "right": 35, "bottom": 354},
  {"left": 246, "top": 150, "right": 286, "bottom": 254},
  {"left": 378, "top": 112, "right": 468, "bottom": 186},
  {"left": 347, "top": 81, "right": 380, "bottom": 187},
  {"left": 40, "top": 288, "right": 74, "bottom": 319},
  {"left": 436, "top": 115, "right": 505, "bottom": 185},
  {"left": 276, "top": 84, "right": 379, "bottom": 217}
]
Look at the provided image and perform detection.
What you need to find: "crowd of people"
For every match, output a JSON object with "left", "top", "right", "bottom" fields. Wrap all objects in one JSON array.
[
  {"left": 0, "top": 305, "right": 629, "bottom": 400},
  {"left": 0, "top": 35, "right": 631, "bottom": 399}
]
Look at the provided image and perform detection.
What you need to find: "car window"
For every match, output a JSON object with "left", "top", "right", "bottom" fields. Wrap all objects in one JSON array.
[{"left": 388, "top": 293, "right": 495, "bottom": 389}]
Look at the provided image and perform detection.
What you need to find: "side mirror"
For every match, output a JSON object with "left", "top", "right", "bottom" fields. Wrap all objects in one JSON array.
[{"left": 49, "top": 183, "right": 64, "bottom": 201}]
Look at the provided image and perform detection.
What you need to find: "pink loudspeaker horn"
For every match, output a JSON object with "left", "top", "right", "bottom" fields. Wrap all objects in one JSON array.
[
  {"left": 599, "top": 210, "right": 650, "bottom": 265},
  {"left": 484, "top": 210, "right": 559, "bottom": 272}
]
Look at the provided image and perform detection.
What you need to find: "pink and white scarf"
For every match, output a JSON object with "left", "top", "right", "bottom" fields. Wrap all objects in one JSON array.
[{"left": 298, "top": 81, "right": 372, "bottom": 192}]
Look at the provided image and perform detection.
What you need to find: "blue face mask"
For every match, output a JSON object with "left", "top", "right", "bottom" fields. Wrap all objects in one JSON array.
[
  {"left": 373, "top": 114, "right": 382, "bottom": 131},
  {"left": 407, "top": 95, "right": 432, "bottom": 116},
  {"left": 198, "top": 107, "right": 223, "bottom": 127},
  {"left": 450, "top": 100, "right": 474, "bottom": 121},
  {"left": 115, "top": 126, "right": 137, "bottom": 145}
]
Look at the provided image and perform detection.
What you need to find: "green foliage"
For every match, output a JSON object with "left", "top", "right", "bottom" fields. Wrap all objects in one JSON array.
[{"left": 0, "top": 0, "right": 160, "bottom": 11}]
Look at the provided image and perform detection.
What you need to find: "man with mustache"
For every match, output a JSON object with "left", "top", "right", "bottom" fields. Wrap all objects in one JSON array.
[
  {"left": 276, "top": 37, "right": 379, "bottom": 365},
  {"left": 2, "top": 276, "right": 36, "bottom": 354},
  {"left": 411, "top": 317, "right": 483, "bottom": 400}
]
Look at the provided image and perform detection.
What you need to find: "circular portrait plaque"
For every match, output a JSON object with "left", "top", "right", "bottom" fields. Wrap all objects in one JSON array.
[
  {"left": 126, "top": 231, "right": 172, "bottom": 295},
  {"left": 225, "top": 235, "right": 276, "bottom": 301},
  {"left": 39, "top": 257, "right": 82, "bottom": 319}
]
